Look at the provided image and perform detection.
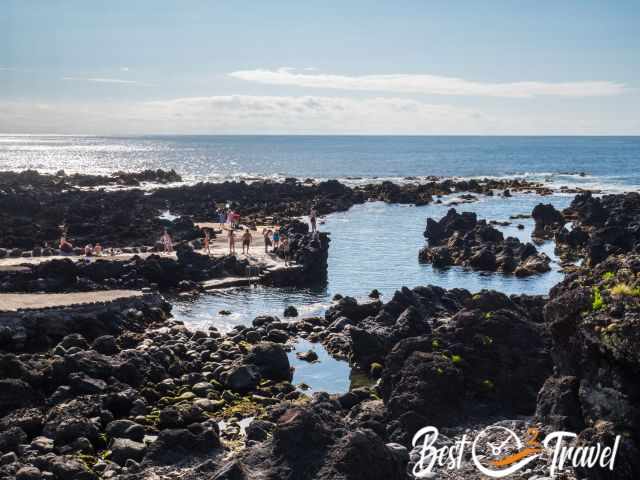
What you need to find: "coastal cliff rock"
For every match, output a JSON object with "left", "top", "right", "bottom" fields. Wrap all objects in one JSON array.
[
  {"left": 536, "top": 254, "right": 640, "bottom": 479},
  {"left": 419, "top": 208, "right": 551, "bottom": 276}
]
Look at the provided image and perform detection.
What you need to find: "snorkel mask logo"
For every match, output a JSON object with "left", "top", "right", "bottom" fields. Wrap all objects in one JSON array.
[{"left": 411, "top": 425, "right": 621, "bottom": 478}]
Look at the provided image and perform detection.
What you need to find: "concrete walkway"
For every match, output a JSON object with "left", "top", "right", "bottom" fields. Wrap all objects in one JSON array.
[{"left": 0, "top": 290, "right": 142, "bottom": 312}]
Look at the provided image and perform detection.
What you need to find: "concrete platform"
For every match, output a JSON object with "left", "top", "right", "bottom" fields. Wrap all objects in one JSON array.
[{"left": 0, "top": 290, "right": 143, "bottom": 312}]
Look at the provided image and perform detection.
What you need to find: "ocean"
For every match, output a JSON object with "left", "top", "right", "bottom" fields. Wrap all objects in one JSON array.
[{"left": 1, "top": 135, "right": 639, "bottom": 192}]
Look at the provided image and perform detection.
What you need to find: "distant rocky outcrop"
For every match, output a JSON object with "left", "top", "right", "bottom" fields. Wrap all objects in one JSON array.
[{"left": 419, "top": 208, "right": 551, "bottom": 276}]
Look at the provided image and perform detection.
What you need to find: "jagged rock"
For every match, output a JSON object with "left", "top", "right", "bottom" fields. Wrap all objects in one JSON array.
[
  {"left": 419, "top": 209, "right": 551, "bottom": 276},
  {"left": 532, "top": 203, "right": 565, "bottom": 238}
]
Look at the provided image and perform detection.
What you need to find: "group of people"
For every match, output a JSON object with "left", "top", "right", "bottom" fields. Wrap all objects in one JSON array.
[
  {"left": 262, "top": 228, "right": 292, "bottom": 265},
  {"left": 55, "top": 205, "right": 318, "bottom": 263},
  {"left": 57, "top": 233, "right": 106, "bottom": 257},
  {"left": 226, "top": 228, "right": 254, "bottom": 255},
  {"left": 217, "top": 207, "right": 241, "bottom": 228}
]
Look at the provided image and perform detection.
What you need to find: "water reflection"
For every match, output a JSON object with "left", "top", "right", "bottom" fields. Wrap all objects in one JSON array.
[
  {"left": 289, "top": 338, "right": 371, "bottom": 395},
  {"left": 172, "top": 194, "right": 571, "bottom": 332}
]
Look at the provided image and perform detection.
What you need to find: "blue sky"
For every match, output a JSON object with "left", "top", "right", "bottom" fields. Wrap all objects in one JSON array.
[{"left": 1, "top": 1, "right": 639, "bottom": 134}]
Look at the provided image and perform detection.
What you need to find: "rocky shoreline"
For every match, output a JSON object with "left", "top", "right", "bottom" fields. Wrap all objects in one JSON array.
[
  {"left": 1, "top": 171, "right": 639, "bottom": 479},
  {"left": 1, "top": 169, "right": 554, "bottom": 251}
]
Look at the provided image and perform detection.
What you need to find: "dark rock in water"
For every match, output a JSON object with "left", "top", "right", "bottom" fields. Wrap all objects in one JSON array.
[
  {"left": 283, "top": 306, "right": 298, "bottom": 317},
  {"left": 419, "top": 208, "right": 550, "bottom": 276},
  {"left": 246, "top": 342, "right": 291, "bottom": 381},
  {"left": 296, "top": 350, "right": 318, "bottom": 362},
  {"left": 532, "top": 203, "right": 565, "bottom": 239}
]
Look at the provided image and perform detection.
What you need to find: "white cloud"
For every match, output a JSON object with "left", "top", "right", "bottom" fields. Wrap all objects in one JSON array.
[
  {"left": 229, "top": 68, "right": 627, "bottom": 98},
  {"left": 62, "top": 76, "right": 153, "bottom": 86},
  {"left": 0, "top": 95, "right": 488, "bottom": 134},
  {"left": 1, "top": 94, "right": 637, "bottom": 135}
]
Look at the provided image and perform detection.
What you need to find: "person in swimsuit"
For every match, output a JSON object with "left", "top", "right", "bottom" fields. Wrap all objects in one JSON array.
[
  {"left": 242, "top": 229, "right": 252, "bottom": 254},
  {"left": 228, "top": 228, "right": 236, "bottom": 255},
  {"left": 272, "top": 229, "right": 280, "bottom": 251}
]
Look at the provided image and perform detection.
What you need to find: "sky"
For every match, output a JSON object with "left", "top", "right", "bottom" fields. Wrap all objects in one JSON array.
[{"left": 1, "top": 0, "right": 639, "bottom": 135}]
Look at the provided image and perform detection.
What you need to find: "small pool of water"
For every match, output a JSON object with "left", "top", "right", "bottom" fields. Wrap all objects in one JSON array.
[
  {"left": 172, "top": 193, "right": 571, "bottom": 331},
  {"left": 288, "top": 338, "right": 369, "bottom": 395}
]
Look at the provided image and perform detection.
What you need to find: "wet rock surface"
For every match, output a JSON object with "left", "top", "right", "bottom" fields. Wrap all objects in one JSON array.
[{"left": 419, "top": 208, "right": 551, "bottom": 276}]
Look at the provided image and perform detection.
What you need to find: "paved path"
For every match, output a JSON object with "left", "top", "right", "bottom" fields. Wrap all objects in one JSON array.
[
  {"left": 0, "top": 224, "right": 283, "bottom": 271},
  {"left": 0, "top": 290, "right": 143, "bottom": 312}
]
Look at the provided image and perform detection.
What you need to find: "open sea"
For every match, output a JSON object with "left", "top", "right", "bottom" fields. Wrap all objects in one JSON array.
[
  {"left": 3, "top": 135, "right": 639, "bottom": 392},
  {"left": 1, "top": 135, "right": 639, "bottom": 191}
]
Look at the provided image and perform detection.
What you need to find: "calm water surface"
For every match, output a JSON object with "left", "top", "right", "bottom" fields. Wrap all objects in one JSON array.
[{"left": 172, "top": 193, "right": 571, "bottom": 332}]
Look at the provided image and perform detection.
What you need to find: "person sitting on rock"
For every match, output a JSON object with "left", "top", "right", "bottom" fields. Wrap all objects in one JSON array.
[{"left": 242, "top": 229, "right": 252, "bottom": 254}]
